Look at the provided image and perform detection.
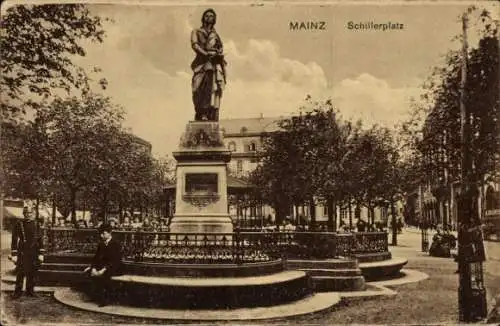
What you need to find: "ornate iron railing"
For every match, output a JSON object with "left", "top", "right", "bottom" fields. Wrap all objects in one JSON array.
[
  {"left": 40, "top": 228, "right": 388, "bottom": 263},
  {"left": 44, "top": 227, "right": 99, "bottom": 254},
  {"left": 334, "top": 233, "right": 356, "bottom": 257},
  {"left": 351, "top": 232, "right": 389, "bottom": 254},
  {"left": 114, "top": 231, "right": 273, "bottom": 264}
]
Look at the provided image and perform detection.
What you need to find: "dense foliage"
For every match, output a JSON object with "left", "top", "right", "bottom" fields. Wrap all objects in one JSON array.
[
  {"left": 1, "top": 4, "right": 174, "bottom": 222},
  {"left": 1, "top": 4, "right": 107, "bottom": 121},
  {"left": 250, "top": 98, "right": 408, "bottom": 233},
  {"left": 401, "top": 8, "right": 499, "bottom": 200}
]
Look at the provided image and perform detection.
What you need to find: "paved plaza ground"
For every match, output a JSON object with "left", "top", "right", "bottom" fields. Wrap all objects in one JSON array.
[{"left": 1, "top": 229, "right": 500, "bottom": 325}]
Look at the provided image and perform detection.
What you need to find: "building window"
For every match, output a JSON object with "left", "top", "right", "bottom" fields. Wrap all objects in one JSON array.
[
  {"left": 355, "top": 205, "right": 361, "bottom": 219},
  {"left": 381, "top": 207, "right": 388, "bottom": 221},
  {"left": 248, "top": 142, "right": 256, "bottom": 152},
  {"left": 228, "top": 141, "right": 236, "bottom": 152},
  {"left": 323, "top": 205, "right": 328, "bottom": 216},
  {"left": 237, "top": 160, "right": 243, "bottom": 173},
  {"left": 340, "top": 208, "right": 347, "bottom": 220}
]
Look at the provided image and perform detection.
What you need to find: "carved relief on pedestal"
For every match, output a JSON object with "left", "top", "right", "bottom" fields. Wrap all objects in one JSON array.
[
  {"left": 183, "top": 194, "right": 220, "bottom": 208},
  {"left": 180, "top": 123, "right": 224, "bottom": 149},
  {"left": 183, "top": 172, "right": 220, "bottom": 208}
]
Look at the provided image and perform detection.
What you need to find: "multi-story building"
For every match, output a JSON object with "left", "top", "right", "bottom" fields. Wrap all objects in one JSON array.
[
  {"left": 220, "top": 116, "right": 281, "bottom": 177},
  {"left": 220, "top": 116, "right": 281, "bottom": 224}
]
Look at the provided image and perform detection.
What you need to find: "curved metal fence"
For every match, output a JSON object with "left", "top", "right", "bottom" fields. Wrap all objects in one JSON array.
[{"left": 41, "top": 227, "right": 388, "bottom": 263}]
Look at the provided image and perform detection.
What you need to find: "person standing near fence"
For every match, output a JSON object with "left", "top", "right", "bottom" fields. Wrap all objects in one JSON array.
[{"left": 9, "top": 207, "right": 45, "bottom": 299}]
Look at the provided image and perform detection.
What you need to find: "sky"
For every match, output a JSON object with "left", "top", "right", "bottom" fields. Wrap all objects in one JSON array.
[{"left": 62, "top": 1, "right": 498, "bottom": 157}]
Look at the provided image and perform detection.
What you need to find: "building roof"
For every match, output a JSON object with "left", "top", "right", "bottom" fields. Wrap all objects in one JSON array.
[{"left": 219, "top": 117, "right": 284, "bottom": 135}]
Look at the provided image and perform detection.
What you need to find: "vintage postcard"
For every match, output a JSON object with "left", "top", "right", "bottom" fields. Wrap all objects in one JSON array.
[{"left": 1, "top": 0, "right": 499, "bottom": 325}]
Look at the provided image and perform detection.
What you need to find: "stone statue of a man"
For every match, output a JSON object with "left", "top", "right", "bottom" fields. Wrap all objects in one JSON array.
[{"left": 191, "top": 9, "right": 226, "bottom": 121}]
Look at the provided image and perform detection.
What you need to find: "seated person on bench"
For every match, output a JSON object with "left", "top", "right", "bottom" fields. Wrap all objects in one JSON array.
[{"left": 83, "top": 223, "right": 123, "bottom": 307}]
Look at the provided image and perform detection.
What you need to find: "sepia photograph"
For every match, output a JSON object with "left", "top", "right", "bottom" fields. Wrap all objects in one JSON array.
[{"left": 0, "top": 0, "right": 499, "bottom": 324}]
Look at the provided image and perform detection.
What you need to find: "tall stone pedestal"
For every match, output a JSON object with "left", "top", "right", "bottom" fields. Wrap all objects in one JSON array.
[{"left": 169, "top": 121, "right": 233, "bottom": 234}]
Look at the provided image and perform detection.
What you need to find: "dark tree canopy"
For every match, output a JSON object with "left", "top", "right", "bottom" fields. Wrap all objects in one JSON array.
[{"left": 1, "top": 3, "right": 107, "bottom": 120}]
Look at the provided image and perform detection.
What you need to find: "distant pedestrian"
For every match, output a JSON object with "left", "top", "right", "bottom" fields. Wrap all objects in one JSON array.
[
  {"left": 109, "top": 218, "right": 118, "bottom": 229},
  {"left": 397, "top": 218, "right": 404, "bottom": 233},
  {"left": 121, "top": 216, "right": 132, "bottom": 230},
  {"left": 356, "top": 219, "right": 367, "bottom": 232},
  {"left": 76, "top": 219, "right": 87, "bottom": 228},
  {"left": 132, "top": 217, "right": 142, "bottom": 229},
  {"left": 9, "top": 207, "right": 45, "bottom": 298}
]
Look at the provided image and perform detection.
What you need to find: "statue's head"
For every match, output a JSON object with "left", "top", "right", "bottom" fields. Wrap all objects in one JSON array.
[{"left": 202, "top": 8, "right": 217, "bottom": 26}]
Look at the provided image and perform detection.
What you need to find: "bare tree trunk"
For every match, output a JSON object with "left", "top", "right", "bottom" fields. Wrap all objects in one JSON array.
[
  {"left": 101, "top": 191, "right": 108, "bottom": 224},
  {"left": 35, "top": 197, "right": 40, "bottom": 219},
  {"left": 327, "top": 197, "right": 335, "bottom": 232},
  {"left": 166, "top": 194, "right": 170, "bottom": 218},
  {"left": 348, "top": 200, "right": 353, "bottom": 230},
  {"left": 52, "top": 196, "right": 57, "bottom": 225},
  {"left": 119, "top": 201, "right": 123, "bottom": 224},
  {"left": 391, "top": 199, "right": 397, "bottom": 245},
  {"left": 369, "top": 205, "right": 375, "bottom": 225},
  {"left": 309, "top": 199, "right": 316, "bottom": 230},
  {"left": 70, "top": 189, "right": 77, "bottom": 224}
]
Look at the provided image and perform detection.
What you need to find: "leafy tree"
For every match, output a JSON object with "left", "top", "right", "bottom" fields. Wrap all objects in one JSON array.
[
  {"left": 86, "top": 131, "right": 152, "bottom": 221},
  {"left": 2, "top": 119, "right": 51, "bottom": 205},
  {"left": 1, "top": 3, "right": 109, "bottom": 224},
  {"left": 250, "top": 126, "right": 295, "bottom": 226},
  {"left": 252, "top": 98, "right": 364, "bottom": 229},
  {"left": 401, "top": 7, "right": 499, "bottom": 227},
  {"left": 36, "top": 94, "right": 124, "bottom": 223},
  {"left": 339, "top": 125, "right": 391, "bottom": 225},
  {"left": 298, "top": 100, "right": 360, "bottom": 231},
  {"left": 1, "top": 3, "right": 107, "bottom": 120},
  {"left": 147, "top": 156, "right": 176, "bottom": 218}
]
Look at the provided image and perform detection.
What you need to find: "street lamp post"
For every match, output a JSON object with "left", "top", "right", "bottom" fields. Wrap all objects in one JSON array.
[{"left": 457, "top": 11, "right": 487, "bottom": 322}]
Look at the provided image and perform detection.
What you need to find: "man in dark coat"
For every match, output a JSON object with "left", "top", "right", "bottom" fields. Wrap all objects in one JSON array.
[
  {"left": 83, "top": 223, "right": 123, "bottom": 306},
  {"left": 10, "top": 207, "right": 45, "bottom": 298}
]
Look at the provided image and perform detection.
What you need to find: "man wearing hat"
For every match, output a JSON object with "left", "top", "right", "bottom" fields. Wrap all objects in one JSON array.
[
  {"left": 9, "top": 206, "right": 45, "bottom": 298},
  {"left": 83, "top": 223, "right": 123, "bottom": 307}
]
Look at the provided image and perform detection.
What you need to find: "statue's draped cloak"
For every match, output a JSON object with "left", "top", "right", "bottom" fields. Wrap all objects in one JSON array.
[{"left": 191, "top": 27, "right": 226, "bottom": 121}]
